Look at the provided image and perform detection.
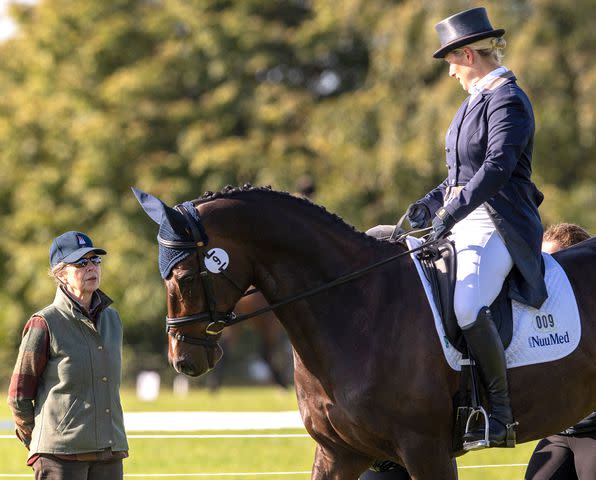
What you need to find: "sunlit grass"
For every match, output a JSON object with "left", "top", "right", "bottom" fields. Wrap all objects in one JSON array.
[{"left": 0, "top": 386, "right": 538, "bottom": 479}]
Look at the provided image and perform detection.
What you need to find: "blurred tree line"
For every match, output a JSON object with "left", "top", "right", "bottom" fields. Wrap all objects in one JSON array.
[{"left": 0, "top": 0, "right": 593, "bottom": 383}]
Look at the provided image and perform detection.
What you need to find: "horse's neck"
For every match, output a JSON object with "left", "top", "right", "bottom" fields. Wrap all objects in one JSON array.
[
  {"left": 204, "top": 192, "right": 417, "bottom": 387},
  {"left": 243, "top": 207, "right": 408, "bottom": 386}
]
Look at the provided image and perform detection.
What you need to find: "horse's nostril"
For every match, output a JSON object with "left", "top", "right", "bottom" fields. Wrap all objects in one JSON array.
[{"left": 176, "top": 361, "right": 199, "bottom": 377}]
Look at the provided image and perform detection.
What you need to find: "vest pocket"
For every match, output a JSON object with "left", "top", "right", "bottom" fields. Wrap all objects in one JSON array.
[{"left": 55, "top": 397, "right": 81, "bottom": 433}]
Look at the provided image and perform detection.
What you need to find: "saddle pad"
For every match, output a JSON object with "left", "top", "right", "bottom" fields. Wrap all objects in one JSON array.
[{"left": 406, "top": 236, "right": 581, "bottom": 371}]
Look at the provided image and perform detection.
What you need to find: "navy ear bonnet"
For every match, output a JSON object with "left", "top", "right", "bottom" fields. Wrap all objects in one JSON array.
[{"left": 132, "top": 187, "right": 208, "bottom": 279}]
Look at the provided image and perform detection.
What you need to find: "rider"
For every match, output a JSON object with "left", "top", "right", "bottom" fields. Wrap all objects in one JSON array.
[{"left": 406, "top": 7, "right": 547, "bottom": 448}]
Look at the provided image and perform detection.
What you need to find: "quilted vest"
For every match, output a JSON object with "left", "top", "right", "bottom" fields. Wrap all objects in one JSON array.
[{"left": 28, "top": 288, "right": 128, "bottom": 459}]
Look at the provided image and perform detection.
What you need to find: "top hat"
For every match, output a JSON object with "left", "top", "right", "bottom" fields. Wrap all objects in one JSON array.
[
  {"left": 49, "top": 231, "right": 106, "bottom": 268},
  {"left": 433, "top": 7, "right": 504, "bottom": 59}
]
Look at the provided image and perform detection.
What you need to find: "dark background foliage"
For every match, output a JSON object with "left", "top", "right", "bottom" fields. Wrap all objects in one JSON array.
[{"left": 0, "top": 0, "right": 593, "bottom": 383}]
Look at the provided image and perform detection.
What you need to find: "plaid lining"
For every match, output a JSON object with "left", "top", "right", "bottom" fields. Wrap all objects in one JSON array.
[{"left": 7, "top": 316, "right": 50, "bottom": 453}]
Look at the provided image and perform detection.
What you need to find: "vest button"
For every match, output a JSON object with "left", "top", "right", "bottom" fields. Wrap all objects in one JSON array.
[
  {"left": 102, "top": 377, "right": 108, "bottom": 382},
  {"left": 98, "top": 346, "right": 103, "bottom": 350},
  {"left": 108, "top": 440, "right": 113, "bottom": 444},
  {"left": 105, "top": 408, "right": 110, "bottom": 413}
]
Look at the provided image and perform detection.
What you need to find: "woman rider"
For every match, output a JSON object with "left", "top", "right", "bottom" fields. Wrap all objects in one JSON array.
[{"left": 407, "top": 7, "right": 547, "bottom": 450}]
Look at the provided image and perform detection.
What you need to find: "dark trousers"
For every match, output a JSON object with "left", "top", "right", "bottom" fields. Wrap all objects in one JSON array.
[
  {"left": 32, "top": 455, "right": 123, "bottom": 480},
  {"left": 525, "top": 433, "right": 596, "bottom": 480}
]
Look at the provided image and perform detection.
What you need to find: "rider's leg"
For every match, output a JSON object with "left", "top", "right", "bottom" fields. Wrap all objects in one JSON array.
[
  {"left": 462, "top": 307, "right": 513, "bottom": 444},
  {"left": 450, "top": 208, "right": 514, "bottom": 445},
  {"left": 451, "top": 212, "right": 513, "bottom": 329}
]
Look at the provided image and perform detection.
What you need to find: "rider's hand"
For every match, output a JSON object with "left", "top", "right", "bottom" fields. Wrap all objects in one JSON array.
[
  {"left": 428, "top": 208, "right": 456, "bottom": 241},
  {"left": 406, "top": 203, "right": 431, "bottom": 229}
]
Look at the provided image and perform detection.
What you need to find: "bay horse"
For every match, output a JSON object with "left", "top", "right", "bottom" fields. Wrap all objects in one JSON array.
[{"left": 134, "top": 185, "right": 596, "bottom": 480}]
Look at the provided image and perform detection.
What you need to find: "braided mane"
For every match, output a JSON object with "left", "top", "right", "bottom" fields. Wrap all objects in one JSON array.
[{"left": 191, "top": 184, "right": 383, "bottom": 246}]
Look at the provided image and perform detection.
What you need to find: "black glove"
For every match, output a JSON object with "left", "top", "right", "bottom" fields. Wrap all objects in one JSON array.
[
  {"left": 406, "top": 202, "right": 431, "bottom": 229},
  {"left": 428, "top": 207, "right": 456, "bottom": 242}
]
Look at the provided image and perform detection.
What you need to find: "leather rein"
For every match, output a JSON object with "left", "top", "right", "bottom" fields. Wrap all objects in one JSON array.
[{"left": 162, "top": 205, "right": 434, "bottom": 348}]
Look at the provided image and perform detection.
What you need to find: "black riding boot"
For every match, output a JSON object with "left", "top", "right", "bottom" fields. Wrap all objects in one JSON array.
[{"left": 462, "top": 307, "right": 514, "bottom": 447}]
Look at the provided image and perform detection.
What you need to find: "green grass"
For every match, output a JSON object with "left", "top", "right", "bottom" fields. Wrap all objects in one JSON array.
[
  {"left": 0, "top": 386, "right": 538, "bottom": 479},
  {"left": 120, "top": 385, "right": 300, "bottom": 412}
]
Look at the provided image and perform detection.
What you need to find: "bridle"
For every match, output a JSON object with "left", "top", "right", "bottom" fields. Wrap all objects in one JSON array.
[
  {"left": 159, "top": 204, "right": 238, "bottom": 350},
  {"left": 161, "top": 205, "right": 435, "bottom": 351}
]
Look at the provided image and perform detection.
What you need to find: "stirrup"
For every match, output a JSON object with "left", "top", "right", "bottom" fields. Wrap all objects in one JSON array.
[{"left": 462, "top": 407, "right": 518, "bottom": 451}]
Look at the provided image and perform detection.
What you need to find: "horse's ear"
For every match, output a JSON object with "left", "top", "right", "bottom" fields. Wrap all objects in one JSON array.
[
  {"left": 131, "top": 187, "right": 189, "bottom": 235},
  {"left": 161, "top": 203, "right": 190, "bottom": 235},
  {"left": 131, "top": 187, "right": 166, "bottom": 224}
]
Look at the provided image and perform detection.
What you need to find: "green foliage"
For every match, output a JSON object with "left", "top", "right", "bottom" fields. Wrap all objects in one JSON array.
[{"left": 0, "top": 0, "right": 593, "bottom": 381}]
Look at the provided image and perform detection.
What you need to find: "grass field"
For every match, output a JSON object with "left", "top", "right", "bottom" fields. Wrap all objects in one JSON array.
[{"left": 0, "top": 386, "right": 539, "bottom": 479}]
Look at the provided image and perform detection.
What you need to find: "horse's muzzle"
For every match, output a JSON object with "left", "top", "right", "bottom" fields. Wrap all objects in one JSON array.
[{"left": 174, "top": 359, "right": 203, "bottom": 377}]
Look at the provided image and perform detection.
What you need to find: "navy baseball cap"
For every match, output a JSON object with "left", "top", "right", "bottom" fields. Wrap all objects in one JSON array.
[{"left": 49, "top": 231, "right": 107, "bottom": 268}]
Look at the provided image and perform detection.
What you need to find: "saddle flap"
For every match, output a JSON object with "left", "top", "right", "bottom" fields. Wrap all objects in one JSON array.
[
  {"left": 418, "top": 239, "right": 512, "bottom": 353},
  {"left": 419, "top": 240, "right": 461, "bottom": 349}
]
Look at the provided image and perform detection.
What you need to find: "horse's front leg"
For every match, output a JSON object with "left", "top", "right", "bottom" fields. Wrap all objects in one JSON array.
[{"left": 311, "top": 443, "right": 371, "bottom": 480}]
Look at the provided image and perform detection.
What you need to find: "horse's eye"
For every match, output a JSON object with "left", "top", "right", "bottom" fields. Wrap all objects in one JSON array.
[{"left": 178, "top": 274, "right": 196, "bottom": 285}]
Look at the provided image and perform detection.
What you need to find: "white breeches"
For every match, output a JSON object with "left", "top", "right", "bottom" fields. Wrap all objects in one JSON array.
[{"left": 449, "top": 204, "right": 514, "bottom": 328}]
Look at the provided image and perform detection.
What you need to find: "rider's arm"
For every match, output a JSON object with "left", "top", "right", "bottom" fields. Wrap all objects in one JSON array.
[{"left": 418, "top": 178, "right": 448, "bottom": 216}]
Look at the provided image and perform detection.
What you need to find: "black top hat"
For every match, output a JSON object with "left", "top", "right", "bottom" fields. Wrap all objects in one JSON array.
[{"left": 433, "top": 7, "right": 504, "bottom": 59}]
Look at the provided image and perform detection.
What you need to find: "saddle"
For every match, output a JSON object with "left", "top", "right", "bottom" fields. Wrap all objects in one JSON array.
[
  {"left": 365, "top": 225, "right": 517, "bottom": 454},
  {"left": 365, "top": 224, "right": 513, "bottom": 352},
  {"left": 415, "top": 239, "right": 518, "bottom": 453},
  {"left": 418, "top": 239, "right": 513, "bottom": 353}
]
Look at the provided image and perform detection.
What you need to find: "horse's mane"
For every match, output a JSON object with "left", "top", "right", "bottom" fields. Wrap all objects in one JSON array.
[{"left": 191, "top": 184, "right": 386, "bottom": 247}]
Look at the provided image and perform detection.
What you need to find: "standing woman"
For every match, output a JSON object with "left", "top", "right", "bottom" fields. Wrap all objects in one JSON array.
[
  {"left": 406, "top": 7, "right": 547, "bottom": 449},
  {"left": 7, "top": 231, "right": 128, "bottom": 479}
]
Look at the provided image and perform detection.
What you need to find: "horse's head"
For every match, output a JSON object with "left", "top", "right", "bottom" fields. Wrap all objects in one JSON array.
[{"left": 133, "top": 188, "right": 251, "bottom": 376}]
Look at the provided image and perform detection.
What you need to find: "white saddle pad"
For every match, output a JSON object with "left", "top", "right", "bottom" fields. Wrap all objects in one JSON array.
[{"left": 406, "top": 236, "right": 581, "bottom": 371}]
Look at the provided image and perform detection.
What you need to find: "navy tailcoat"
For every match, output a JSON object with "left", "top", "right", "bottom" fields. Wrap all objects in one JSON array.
[{"left": 420, "top": 72, "right": 547, "bottom": 308}]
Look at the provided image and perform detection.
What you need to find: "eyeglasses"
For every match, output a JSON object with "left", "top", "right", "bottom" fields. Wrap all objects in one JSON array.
[{"left": 70, "top": 256, "right": 102, "bottom": 268}]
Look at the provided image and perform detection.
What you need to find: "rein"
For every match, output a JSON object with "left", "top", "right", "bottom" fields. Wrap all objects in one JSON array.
[{"left": 162, "top": 205, "right": 435, "bottom": 347}]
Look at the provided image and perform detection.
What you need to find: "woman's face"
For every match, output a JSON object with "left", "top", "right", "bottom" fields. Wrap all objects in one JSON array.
[
  {"left": 445, "top": 48, "right": 481, "bottom": 93},
  {"left": 58, "top": 253, "right": 102, "bottom": 297}
]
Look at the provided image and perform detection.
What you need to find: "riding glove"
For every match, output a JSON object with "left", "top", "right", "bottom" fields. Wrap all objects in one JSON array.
[
  {"left": 406, "top": 202, "right": 431, "bottom": 229},
  {"left": 428, "top": 207, "right": 456, "bottom": 241}
]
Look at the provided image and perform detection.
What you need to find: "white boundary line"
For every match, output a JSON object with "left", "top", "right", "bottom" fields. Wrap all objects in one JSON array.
[
  {"left": 0, "top": 474, "right": 313, "bottom": 478},
  {"left": 459, "top": 463, "right": 527, "bottom": 469},
  {"left": 128, "top": 434, "right": 311, "bottom": 439},
  {"left": 125, "top": 473, "right": 311, "bottom": 477},
  {"left": 0, "top": 434, "right": 310, "bottom": 439}
]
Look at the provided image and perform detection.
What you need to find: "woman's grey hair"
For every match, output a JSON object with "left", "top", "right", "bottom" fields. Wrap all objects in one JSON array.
[{"left": 49, "top": 262, "right": 67, "bottom": 286}]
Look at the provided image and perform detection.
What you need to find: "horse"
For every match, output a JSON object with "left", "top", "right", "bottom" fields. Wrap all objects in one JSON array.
[{"left": 134, "top": 185, "right": 596, "bottom": 480}]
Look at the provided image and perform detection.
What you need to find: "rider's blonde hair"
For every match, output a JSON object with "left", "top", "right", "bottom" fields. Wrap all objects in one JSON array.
[{"left": 452, "top": 37, "right": 506, "bottom": 64}]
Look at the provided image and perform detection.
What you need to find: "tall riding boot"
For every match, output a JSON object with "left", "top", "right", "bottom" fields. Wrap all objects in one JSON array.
[{"left": 462, "top": 307, "right": 514, "bottom": 446}]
